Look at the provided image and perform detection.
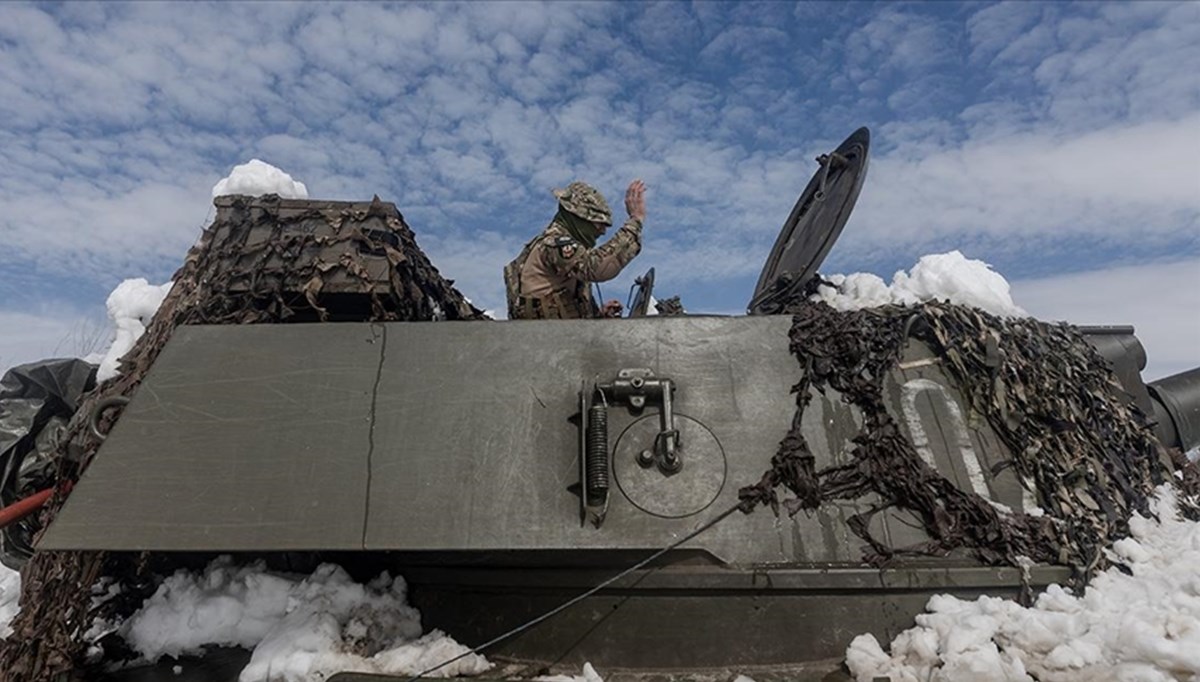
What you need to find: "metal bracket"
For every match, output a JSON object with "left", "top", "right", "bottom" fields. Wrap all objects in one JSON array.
[
  {"left": 578, "top": 368, "right": 684, "bottom": 528},
  {"left": 597, "top": 369, "right": 682, "bottom": 475},
  {"left": 813, "top": 151, "right": 848, "bottom": 201}
]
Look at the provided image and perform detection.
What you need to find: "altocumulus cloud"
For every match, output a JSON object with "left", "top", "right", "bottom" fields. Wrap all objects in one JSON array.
[{"left": 0, "top": 1, "right": 1196, "bottom": 372}]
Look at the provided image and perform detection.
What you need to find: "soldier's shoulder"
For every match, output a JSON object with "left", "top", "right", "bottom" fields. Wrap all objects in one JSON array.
[
  {"left": 541, "top": 221, "right": 569, "bottom": 238},
  {"left": 539, "top": 225, "right": 583, "bottom": 262},
  {"left": 541, "top": 224, "right": 578, "bottom": 247}
]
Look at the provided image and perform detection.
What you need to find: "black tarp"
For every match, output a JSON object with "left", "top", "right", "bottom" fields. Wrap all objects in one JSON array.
[{"left": 0, "top": 358, "right": 96, "bottom": 568}]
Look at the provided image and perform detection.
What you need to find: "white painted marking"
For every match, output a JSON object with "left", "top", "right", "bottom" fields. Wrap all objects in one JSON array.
[{"left": 901, "top": 379, "right": 992, "bottom": 501}]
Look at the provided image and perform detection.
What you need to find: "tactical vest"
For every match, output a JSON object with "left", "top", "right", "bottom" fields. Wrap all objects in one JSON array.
[{"left": 504, "top": 235, "right": 598, "bottom": 320}]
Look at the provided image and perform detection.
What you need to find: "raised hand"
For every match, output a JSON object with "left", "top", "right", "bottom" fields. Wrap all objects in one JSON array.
[{"left": 625, "top": 179, "right": 646, "bottom": 223}]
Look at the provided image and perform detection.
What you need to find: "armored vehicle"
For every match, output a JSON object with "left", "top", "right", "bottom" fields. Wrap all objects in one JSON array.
[{"left": 7, "top": 129, "right": 1199, "bottom": 681}]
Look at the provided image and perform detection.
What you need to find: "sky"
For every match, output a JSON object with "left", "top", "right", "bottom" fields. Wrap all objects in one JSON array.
[{"left": 0, "top": 1, "right": 1197, "bottom": 379}]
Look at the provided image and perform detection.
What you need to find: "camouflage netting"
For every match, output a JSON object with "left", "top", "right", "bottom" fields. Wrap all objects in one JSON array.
[
  {"left": 0, "top": 195, "right": 485, "bottom": 682},
  {"left": 739, "top": 299, "right": 1200, "bottom": 586}
]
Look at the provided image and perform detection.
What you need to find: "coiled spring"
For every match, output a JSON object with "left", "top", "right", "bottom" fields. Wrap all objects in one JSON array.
[{"left": 586, "top": 403, "right": 609, "bottom": 505}]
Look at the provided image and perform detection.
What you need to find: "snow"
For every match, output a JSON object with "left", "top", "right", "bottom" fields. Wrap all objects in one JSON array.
[
  {"left": 121, "top": 557, "right": 489, "bottom": 681},
  {"left": 845, "top": 485, "right": 1200, "bottom": 682},
  {"left": 0, "top": 562, "right": 19, "bottom": 639},
  {"left": 95, "top": 278, "right": 173, "bottom": 382},
  {"left": 814, "top": 250, "right": 1027, "bottom": 318},
  {"left": 212, "top": 159, "right": 308, "bottom": 199}
]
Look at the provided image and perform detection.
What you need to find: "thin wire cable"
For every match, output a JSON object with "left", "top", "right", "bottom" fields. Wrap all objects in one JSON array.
[{"left": 403, "top": 502, "right": 742, "bottom": 681}]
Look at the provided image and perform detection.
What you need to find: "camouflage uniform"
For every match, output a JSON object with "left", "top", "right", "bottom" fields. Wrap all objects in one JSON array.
[{"left": 505, "top": 182, "right": 643, "bottom": 320}]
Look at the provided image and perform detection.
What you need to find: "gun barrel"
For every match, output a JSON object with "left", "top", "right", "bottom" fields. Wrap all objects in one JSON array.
[{"left": 1148, "top": 367, "right": 1200, "bottom": 453}]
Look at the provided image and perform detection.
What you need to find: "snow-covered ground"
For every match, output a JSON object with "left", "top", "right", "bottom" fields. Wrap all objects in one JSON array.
[
  {"left": 119, "top": 558, "right": 488, "bottom": 681},
  {"left": 1, "top": 162, "right": 1196, "bottom": 681},
  {"left": 846, "top": 485, "right": 1200, "bottom": 682}
]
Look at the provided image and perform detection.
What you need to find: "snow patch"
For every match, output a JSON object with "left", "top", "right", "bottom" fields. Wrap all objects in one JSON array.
[
  {"left": 815, "top": 251, "right": 1026, "bottom": 317},
  {"left": 121, "top": 557, "right": 490, "bottom": 682},
  {"left": 96, "top": 279, "right": 173, "bottom": 382},
  {"left": 212, "top": 159, "right": 308, "bottom": 199},
  {"left": 0, "top": 563, "right": 19, "bottom": 639},
  {"left": 846, "top": 485, "right": 1200, "bottom": 681}
]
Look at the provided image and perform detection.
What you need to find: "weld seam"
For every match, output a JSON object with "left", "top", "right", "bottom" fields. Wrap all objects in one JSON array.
[{"left": 363, "top": 324, "right": 386, "bottom": 548}]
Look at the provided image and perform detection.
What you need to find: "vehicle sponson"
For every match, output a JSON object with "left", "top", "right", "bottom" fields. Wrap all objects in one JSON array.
[
  {"left": 44, "top": 316, "right": 1039, "bottom": 559},
  {"left": 39, "top": 315, "right": 1080, "bottom": 669}
]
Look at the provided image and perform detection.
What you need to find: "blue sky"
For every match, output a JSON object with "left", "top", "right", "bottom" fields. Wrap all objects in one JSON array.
[{"left": 0, "top": 1, "right": 1197, "bottom": 378}]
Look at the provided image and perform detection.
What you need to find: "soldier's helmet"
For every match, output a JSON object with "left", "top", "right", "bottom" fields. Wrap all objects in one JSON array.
[{"left": 553, "top": 182, "right": 613, "bottom": 226}]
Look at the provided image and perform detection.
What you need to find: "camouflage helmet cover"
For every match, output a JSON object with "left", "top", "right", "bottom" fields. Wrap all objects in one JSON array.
[{"left": 553, "top": 181, "right": 613, "bottom": 226}]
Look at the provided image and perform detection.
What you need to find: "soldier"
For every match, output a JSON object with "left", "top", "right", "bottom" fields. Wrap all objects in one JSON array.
[{"left": 504, "top": 180, "right": 646, "bottom": 319}]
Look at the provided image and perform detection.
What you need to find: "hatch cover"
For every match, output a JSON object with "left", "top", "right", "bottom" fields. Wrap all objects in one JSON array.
[
  {"left": 627, "top": 267, "right": 655, "bottom": 318},
  {"left": 748, "top": 127, "right": 871, "bottom": 314}
]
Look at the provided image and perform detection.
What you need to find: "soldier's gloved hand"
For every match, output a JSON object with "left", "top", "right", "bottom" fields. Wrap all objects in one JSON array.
[
  {"left": 625, "top": 180, "right": 646, "bottom": 223},
  {"left": 602, "top": 300, "right": 624, "bottom": 318}
]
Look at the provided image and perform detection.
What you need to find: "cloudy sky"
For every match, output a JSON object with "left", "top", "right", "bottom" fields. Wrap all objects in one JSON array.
[{"left": 0, "top": 1, "right": 1197, "bottom": 379}]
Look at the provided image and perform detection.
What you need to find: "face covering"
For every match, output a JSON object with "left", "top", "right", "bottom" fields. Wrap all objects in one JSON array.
[{"left": 556, "top": 207, "right": 601, "bottom": 249}]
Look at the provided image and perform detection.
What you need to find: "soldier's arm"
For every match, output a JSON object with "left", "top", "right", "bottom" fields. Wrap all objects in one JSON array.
[{"left": 564, "top": 219, "right": 643, "bottom": 283}]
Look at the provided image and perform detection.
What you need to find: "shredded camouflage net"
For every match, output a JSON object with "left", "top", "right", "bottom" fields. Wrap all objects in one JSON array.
[
  {"left": 739, "top": 300, "right": 1199, "bottom": 586},
  {"left": 0, "top": 195, "right": 484, "bottom": 682}
]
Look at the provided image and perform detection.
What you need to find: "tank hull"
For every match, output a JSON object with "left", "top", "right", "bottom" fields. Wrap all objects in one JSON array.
[{"left": 41, "top": 316, "right": 1079, "bottom": 673}]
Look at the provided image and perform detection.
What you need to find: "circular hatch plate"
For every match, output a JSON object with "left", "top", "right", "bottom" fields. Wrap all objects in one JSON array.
[{"left": 613, "top": 414, "right": 726, "bottom": 518}]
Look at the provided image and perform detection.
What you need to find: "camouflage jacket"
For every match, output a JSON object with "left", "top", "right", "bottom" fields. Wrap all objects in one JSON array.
[{"left": 504, "top": 217, "right": 642, "bottom": 319}]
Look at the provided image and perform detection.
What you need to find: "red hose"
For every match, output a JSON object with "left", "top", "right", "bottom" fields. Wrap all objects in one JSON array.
[{"left": 0, "top": 487, "right": 55, "bottom": 530}]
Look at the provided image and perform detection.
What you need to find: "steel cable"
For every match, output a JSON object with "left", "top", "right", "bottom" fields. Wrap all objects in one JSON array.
[{"left": 402, "top": 502, "right": 742, "bottom": 681}]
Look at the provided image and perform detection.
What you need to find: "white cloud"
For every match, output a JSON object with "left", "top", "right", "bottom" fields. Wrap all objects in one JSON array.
[
  {"left": 0, "top": 2, "right": 1196, "bottom": 343},
  {"left": 966, "top": 2, "right": 1200, "bottom": 129},
  {"left": 0, "top": 308, "right": 107, "bottom": 374},
  {"left": 1, "top": 176, "right": 210, "bottom": 283},
  {"left": 841, "top": 114, "right": 1200, "bottom": 264},
  {"left": 966, "top": 2, "right": 1049, "bottom": 64},
  {"left": 847, "top": 8, "right": 959, "bottom": 77},
  {"left": 699, "top": 25, "right": 790, "bottom": 62},
  {"left": 419, "top": 229, "right": 522, "bottom": 314}
]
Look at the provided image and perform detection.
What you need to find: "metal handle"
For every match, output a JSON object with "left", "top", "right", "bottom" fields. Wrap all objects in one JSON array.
[
  {"left": 813, "top": 151, "right": 849, "bottom": 201},
  {"left": 89, "top": 395, "right": 131, "bottom": 442}
]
